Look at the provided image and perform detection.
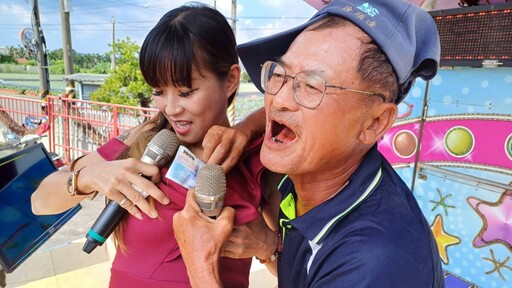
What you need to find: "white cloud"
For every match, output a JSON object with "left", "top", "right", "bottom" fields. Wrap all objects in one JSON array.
[{"left": 0, "top": 0, "right": 316, "bottom": 53}]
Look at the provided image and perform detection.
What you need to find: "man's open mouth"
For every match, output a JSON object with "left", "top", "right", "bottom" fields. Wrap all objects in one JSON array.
[{"left": 270, "top": 120, "right": 296, "bottom": 144}]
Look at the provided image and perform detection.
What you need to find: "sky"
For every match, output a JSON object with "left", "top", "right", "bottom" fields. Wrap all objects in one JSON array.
[
  {"left": 0, "top": 0, "right": 318, "bottom": 54},
  {"left": 0, "top": 0, "right": 480, "bottom": 55}
]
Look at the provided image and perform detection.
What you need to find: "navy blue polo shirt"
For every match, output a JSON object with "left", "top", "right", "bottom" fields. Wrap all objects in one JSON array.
[{"left": 276, "top": 145, "right": 444, "bottom": 288}]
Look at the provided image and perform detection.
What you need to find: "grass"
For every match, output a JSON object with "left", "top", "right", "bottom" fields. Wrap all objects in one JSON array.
[
  {"left": 0, "top": 72, "right": 260, "bottom": 93},
  {"left": 234, "top": 93, "right": 264, "bottom": 122},
  {"left": 0, "top": 72, "right": 66, "bottom": 90},
  {"left": 0, "top": 72, "right": 262, "bottom": 123},
  {"left": 239, "top": 81, "right": 259, "bottom": 93}
]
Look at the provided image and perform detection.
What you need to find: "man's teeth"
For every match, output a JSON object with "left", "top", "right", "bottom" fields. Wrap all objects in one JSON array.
[{"left": 271, "top": 136, "right": 284, "bottom": 143}]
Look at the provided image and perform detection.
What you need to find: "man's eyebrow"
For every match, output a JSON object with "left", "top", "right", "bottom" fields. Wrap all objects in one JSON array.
[
  {"left": 276, "top": 57, "right": 286, "bottom": 66},
  {"left": 277, "top": 57, "right": 328, "bottom": 77}
]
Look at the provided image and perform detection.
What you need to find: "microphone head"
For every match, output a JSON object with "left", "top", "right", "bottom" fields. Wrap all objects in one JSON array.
[
  {"left": 141, "top": 129, "right": 179, "bottom": 167},
  {"left": 195, "top": 164, "right": 226, "bottom": 218}
]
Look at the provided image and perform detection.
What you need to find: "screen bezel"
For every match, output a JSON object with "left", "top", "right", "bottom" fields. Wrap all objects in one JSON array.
[{"left": 0, "top": 143, "right": 81, "bottom": 273}]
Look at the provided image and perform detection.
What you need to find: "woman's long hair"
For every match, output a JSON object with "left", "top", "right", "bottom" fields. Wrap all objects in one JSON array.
[{"left": 113, "top": 2, "right": 238, "bottom": 253}]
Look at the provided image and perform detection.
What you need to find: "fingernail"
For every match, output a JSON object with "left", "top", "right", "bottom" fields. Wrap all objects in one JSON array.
[
  {"left": 162, "top": 198, "right": 170, "bottom": 205},
  {"left": 150, "top": 211, "right": 158, "bottom": 218},
  {"left": 135, "top": 213, "right": 143, "bottom": 220}
]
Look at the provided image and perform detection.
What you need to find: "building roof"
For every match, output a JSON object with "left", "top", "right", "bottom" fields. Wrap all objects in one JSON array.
[{"left": 62, "top": 73, "right": 109, "bottom": 83}]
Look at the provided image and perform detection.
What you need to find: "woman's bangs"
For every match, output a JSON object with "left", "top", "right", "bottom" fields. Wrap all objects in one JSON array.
[{"left": 141, "top": 25, "right": 194, "bottom": 89}]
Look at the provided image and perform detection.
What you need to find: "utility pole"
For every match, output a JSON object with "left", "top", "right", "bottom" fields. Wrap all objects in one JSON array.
[
  {"left": 60, "top": 0, "right": 75, "bottom": 98},
  {"left": 226, "top": 0, "right": 237, "bottom": 125},
  {"left": 111, "top": 17, "right": 116, "bottom": 70},
  {"left": 32, "top": 0, "right": 51, "bottom": 100},
  {"left": 231, "top": 0, "right": 236, "bottom": 37}
]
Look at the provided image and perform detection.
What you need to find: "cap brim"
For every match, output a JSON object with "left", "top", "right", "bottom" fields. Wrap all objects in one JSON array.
[{"left": 237, "top": 21, "right": 312, "bottom": 94}]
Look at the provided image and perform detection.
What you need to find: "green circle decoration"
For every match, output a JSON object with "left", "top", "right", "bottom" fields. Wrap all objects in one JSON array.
[{"left": 444, "top": 126, "right": 474, "bottom": 157}]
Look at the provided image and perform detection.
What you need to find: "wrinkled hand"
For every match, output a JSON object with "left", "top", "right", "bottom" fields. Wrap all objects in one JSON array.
[
  {"left": 81, "top": 158, "right": 169, "bottom": 219},
  {"left": 174, "top": 189, "right": 234, "bottom": 287},
  {"left": 222, "top": 216, "right": 277, "bottom": 260},
  {"left": 202, "top": 125, "right": 249, "bottom": 173}
]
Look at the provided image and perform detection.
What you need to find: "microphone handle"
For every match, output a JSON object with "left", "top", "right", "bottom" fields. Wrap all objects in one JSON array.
[{"left": 82, "top": 201, "right": 127, "bottom": 254}]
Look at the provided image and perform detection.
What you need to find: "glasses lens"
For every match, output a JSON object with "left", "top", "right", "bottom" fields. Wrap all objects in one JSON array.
[
  {"left": 294, "top": 72, "right": 326, "bottom": 108},
  {"left": 262, "top": 61, "right": 286, "bottom": 95}
]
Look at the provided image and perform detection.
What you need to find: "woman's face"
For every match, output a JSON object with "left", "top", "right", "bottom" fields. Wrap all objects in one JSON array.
[{"left": 152, "top": 66, "right": 239, "bottom": 155}]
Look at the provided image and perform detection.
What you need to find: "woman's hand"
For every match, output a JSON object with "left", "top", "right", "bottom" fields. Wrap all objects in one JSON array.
[{"left": 80, "top": 158, "right": 170, "bottom": 219}]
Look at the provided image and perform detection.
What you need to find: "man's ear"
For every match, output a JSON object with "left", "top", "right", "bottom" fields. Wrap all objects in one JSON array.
[
  {"left": 359, "top": 103, "right": 397, "bottom": 145},
  {"left": 225, "top": 64, "right": 241, "bottom": 98}
]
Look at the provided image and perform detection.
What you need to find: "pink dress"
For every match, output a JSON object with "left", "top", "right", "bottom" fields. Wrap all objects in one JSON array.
[{"left": 97, "top": 136, "right": 266, "bottom": 288}]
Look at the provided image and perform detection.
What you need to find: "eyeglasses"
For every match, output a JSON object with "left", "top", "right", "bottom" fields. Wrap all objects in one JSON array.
[{"left": 260, "top": 61, "right": 386, "bottom": 109}]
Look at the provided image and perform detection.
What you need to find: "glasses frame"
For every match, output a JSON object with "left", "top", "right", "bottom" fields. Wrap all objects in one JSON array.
[{"left": 261, "top": 61, "right": 387, "bottom": 109}]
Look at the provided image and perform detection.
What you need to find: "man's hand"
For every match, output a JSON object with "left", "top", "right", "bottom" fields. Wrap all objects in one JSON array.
[
  {"left": 222, "top": 216, "right": 279, "bottom": 276},
  {"left": 202, "top": 125, "right": 249, "bottom": 173},
  {"left": 221, "top": 216, "right": 277, "bottom": 260},
  {"left": 203, "top": 107, "right": 266, "bottom": 173},
  {"left": 173, "top": 189, "right": 235, "bottom": 288}
]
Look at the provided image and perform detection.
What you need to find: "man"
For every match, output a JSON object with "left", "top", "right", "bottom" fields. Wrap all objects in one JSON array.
[{"left": 174, "top": 0, "right": 445, "bottom": 287}]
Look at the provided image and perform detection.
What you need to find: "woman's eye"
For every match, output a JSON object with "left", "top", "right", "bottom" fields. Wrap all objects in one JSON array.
[
  {"left": 178, "top": 89, "right": 197, "bottom": 97},
  {"left": 152, "top": 90, "right": 163, "bottom": 96},
  {"left": 178, "top": 91, "right": 192, "bottom": 97}
]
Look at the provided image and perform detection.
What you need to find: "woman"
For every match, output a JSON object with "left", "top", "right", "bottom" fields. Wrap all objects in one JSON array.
[{"left": 31, "top": 4, "right": 270, "bottom": 287}]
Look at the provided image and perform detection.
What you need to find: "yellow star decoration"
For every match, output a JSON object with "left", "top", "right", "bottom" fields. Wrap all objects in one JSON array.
[{"left": 430, "top": 214, "right": 461, "bottom": 264}]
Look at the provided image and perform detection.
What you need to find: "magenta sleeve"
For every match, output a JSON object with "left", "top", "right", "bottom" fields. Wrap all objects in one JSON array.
[
  {"left": 97, "top": 138, "right": 129, "bottom": 161},
  {"left": 225, "top": 136, "right": 267, "bottom": 226}
]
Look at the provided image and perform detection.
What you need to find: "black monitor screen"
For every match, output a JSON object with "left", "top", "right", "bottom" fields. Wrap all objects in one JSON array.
[{"left": 0, "top": 143, "right": 81, "bottom": 273}]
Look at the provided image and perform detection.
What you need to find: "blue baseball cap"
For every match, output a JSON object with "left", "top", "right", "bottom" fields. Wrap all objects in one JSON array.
[{"left": 237, "top": 0, "right": 440, "bottom": 104}]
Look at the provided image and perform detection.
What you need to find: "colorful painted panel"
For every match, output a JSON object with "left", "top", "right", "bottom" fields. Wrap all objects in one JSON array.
[{"left": 381, "top": 67, "right": 512, "bottom": 287}]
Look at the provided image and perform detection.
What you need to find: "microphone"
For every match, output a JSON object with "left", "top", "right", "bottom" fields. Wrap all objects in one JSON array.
[
  {"left": 82, "top": 129, "right": 179, "bottom": 254},
  {"left": 194, "top": 164, "right": 226, "bottom": 219}
]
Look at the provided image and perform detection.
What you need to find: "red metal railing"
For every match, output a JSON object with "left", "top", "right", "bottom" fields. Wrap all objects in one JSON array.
[
  {"left": 0, "top": 95, "right": 157, "bottom": 164},
  {"left": 46, "top": 96, "right": 158, "bottom": 164}
]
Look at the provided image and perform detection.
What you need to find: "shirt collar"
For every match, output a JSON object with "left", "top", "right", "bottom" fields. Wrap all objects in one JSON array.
[{"left": 278, "top": 144, "right": 383, "bottom": 244}]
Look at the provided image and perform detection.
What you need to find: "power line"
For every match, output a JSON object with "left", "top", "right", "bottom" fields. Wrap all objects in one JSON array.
[
  {"left": 237, "top": 16, "right": 309, "bottom": 19},
  {"left": 0, "top": 15, "right": 308, "bottom": 28}
]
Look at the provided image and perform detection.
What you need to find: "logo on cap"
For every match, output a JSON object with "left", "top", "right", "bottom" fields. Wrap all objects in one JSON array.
[{"left": 357, "top": 3, "right": 379, "bottom": 17}]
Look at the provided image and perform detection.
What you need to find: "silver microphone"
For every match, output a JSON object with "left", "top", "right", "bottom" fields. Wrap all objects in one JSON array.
[
  {"left": 135, "top": 129, "right": 179, "bottom": 197},
  {"left": 195, "top": 164, "right": 226, "bottom": 219},
  {"left": 141, "top": 129, "right": 179, "bottom": 167},
  {"left": 83, "top": 129, "right": 179, "bottom": 254}
]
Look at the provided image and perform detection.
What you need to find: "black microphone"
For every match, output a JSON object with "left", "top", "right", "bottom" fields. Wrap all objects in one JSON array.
[
  {"left": 82, "top": 129, "right": 179, "bottom": 254},
  {"left": 194, "top": 164, "right": 226, "bottom": 219}
]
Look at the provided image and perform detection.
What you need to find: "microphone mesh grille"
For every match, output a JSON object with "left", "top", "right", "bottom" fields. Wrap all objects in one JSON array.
[
  {"left": 150, "top": 129, "right": 179, "bottom": 157},
  {"left": 195, "top": 164, "right": 226, "bottom": 197}
]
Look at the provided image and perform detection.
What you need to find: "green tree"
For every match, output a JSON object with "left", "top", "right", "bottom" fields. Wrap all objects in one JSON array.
[
  {"left": 25, "top": 59, "right": 38, "bottom": 66},
  {"left": 47, "top": 49, "right": 111, "bottom": 70},
  {"left": 49, "top": 59, "right": 80, "bottom": 74},
  {"left": 90, "top": 37, "right": 152, "bottom": 107},
  {"left": 0, "top": 54, "right": 16, "bottom": 64},
  {"left": 7, "top": 46, "right": 33, "bottom": 60},
  {"left": 241, "top": 71, "right": 252, "bottom": 83},
  {"left": 47, "top": 48, "right": 64, "bottom": 64},
  {"left": 88, "top": 62, "right": 110, "bottom": 74}
]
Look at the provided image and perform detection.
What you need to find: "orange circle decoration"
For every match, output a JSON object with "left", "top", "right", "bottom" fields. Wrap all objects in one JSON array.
[
  {"left": 505, "top": 134, "right": 512, "bottom": 161},
  {"left": 444, "top": 126, "right": 474, "bottom": 157},
  {"left": 392, "top": 130, "right": 417, "bottom": 158}
]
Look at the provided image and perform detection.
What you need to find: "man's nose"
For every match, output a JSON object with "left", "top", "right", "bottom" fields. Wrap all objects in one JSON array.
[{"left": 269, "top": 77, "right": 297, "bottom": 111}]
